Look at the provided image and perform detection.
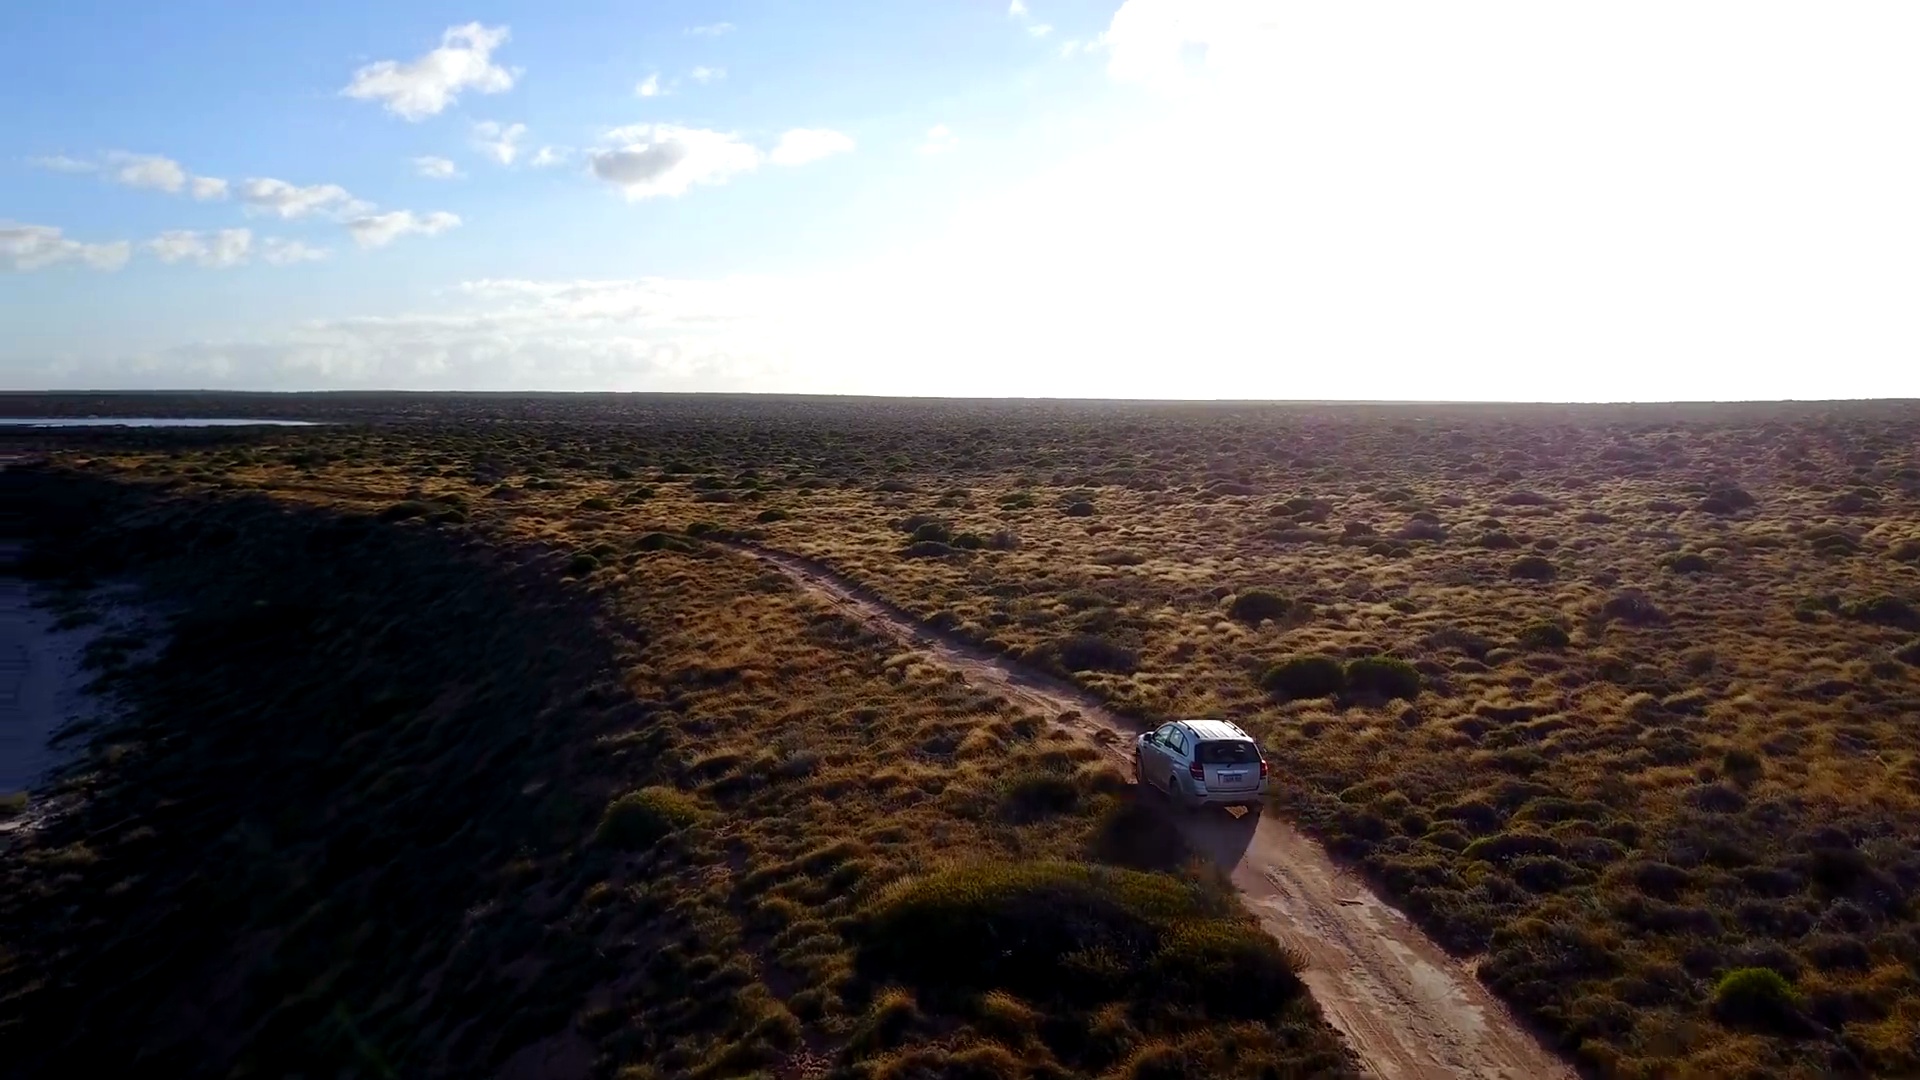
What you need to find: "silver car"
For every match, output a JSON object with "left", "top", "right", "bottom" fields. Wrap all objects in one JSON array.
[{"left": 1134, "top": 718, "right": 1270, "bottom": 810}]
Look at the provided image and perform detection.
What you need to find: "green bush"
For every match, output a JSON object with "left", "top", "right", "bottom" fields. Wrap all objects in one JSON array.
[
  {"left": 577, "top": 496, "right": 614, "bottom": 512},
  {"left": 378, "top": 500, "right": 433, "bottom": 522},
  {"left": 1226, "top": 589, "right": 1291, "bottom": 625},
  {"left": 1260, "top": 655, "right": 1345, "bottom": 699},
  {"left": 1344, "top": 656, "right": 1421, "bottom": 700},
  {"left": 1664, "top": 552, "right": 1712, "bottom": 574},
  {"left": 755, "top": 508, "right": 790, "bottom": 523},
  {"left": 565, "top": 553, "right": 600, "bottom": 576},
  {"left": 911, "top": 521, "right": 952, "bottom": 544},
  {"left": 596, "top": 787, "right": 706, "bottom": 850},
  {"left": 1063, "top": 500, "right": 1097, "bottom": 517},
  {"left": 1517, "top": 622, "right": 1570, "bottom": 649},
  {"left": 1712, "top": 968, "right": 1800, "bottom": 1029},
  {"left": 856, "top": 861, "right": 1299, "bottom": 1014}
]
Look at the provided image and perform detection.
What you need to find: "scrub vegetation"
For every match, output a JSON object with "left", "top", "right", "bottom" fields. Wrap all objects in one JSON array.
[{"left": 6, "top": 391, "right": 1920, "bottom": 1077}]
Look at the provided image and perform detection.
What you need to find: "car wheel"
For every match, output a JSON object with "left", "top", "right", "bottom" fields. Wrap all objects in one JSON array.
[
  {"left": 1168, "top": 776, "right": 1188, "bottom": 810},
  {"left": 1133, "top": 754, "right": 1145, "bottom": 787}
]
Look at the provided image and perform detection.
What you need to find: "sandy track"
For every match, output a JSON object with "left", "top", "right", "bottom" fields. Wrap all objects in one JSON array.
[{"left": 732, "top": 542, "right": 1574, "bottom": 1080}]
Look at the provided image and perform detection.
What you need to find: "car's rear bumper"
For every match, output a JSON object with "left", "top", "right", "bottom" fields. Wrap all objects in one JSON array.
[{"left": 1184, "top": 780, "right": 1269, "bottom": 807}]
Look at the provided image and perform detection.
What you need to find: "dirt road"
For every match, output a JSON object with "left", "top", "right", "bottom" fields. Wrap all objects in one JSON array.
[{"left": 735, "top": 542, "right": 1575, "bottom": 1080}]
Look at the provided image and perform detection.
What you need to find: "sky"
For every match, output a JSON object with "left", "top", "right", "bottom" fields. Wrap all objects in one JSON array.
[{"left": 3, "top": 0, "right": 1919, "bottom": 400}]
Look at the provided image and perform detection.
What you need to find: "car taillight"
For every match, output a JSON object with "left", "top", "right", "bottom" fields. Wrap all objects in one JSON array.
[
  {"left": 1259, "top": 758, "right": 1269, "bottom": 779},
  {"left": 1189, "top": 760, "right": 1205, "bottom": 781}
]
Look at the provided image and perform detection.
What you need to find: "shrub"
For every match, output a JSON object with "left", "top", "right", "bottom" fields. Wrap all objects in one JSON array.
[
  {"left": 577, "top": 496, "right": 614, "bottom": 512},
  {"left": 1260, "top": 655, "right": 1345, "bottom": 699},
  {"left": 1507, "top": 555, "right": 1556, "bottom": 581},
  {"left": 1344, "top": 656, "right": 1421, "bottom": 700},
  {"left": 1463, "top": 830, "right": 1565, "bottom": 864},
  {"left": 951, "top": 532, "right": 986, "bottom": 550},
  {"left": 1063, "top": 501, "right": 1097, "bottom": 517},
  {"left": 1896, "top": 640, "right": 1920, "bottom": 667},
  {"left": 1476, "top": 531, "right": 1520, "bottom": 550},
  {"left": 1150, "top": 923, "right": 1305, "bottom": 1016},
  {"left": 1664, "top": 552, "right": 1711, "bottom": 574},
  {"left": 1697, "top": 487, "right": 1756, "bottom": 515},
  {"left": 1517, "top": 622, "right": 1570, "bottom": 649},
  {"left": 911, "top": 521, "right": 952, "bottom": 544},
  {"left": 1055, "top": 634, "right": 1138, "bottom": 674},
  {"left": 904, "top": 541, "right": 961, "bottom": 559},
  {"left": 596, "top": 787, "right": 706, "bottom": 849},
  {"left": 1396, "top": 519, "right": 1447, "bottom": 542},
  {"left": 755, "top": 508, "right": 791, "bottom": 523},
  {"left": 1712, "top": 968, "right": 1801, "bottom": 1030},
  {"left": 565, "top": 553, "right": 600, "bottom": 576},
  {"left": 1893, "top": 539, "right": 1920, "bottom": 563},
  {"left": 1226, "top": 589, "right": 1291, "bottom": 625},
  {"left": 1600, "top": 590, "right": 1668, "bottom": 626},
  {"left": 985, "top": 529, "right": 1021, "bottom": 551},
  {"left": 1000, "top": 771, "right": 1083, "bottom": 822},
  {"left": 1840, "top": 594, "right": 1920, "bottom": 630},
  {"left": 378, "top": 500, "right": 433, "bottom": 522},
  {"left": 634, "top": 531, "right": 693, "bottom": 553},
  {"left": 856, "top": 861, "right": 1299, "bottom": 1013}
]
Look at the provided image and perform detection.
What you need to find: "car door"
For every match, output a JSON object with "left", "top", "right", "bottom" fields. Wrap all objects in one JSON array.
[
  {"left": 1163, "top": 728, "right": 1189, "bottom": 791},
  {"left": 1142, "top": 723, "right": 1177, "bottom": 787}
]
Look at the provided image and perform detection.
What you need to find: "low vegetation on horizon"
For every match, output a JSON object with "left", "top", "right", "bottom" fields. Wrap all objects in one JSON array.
[{"left": 5, "top": 393, "right": 1920, "bottom": 1078}]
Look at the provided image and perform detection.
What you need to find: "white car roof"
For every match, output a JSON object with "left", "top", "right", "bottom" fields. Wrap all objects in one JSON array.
[{"left": 1179, "top": 718, "right": 1251, "bottom": 742}]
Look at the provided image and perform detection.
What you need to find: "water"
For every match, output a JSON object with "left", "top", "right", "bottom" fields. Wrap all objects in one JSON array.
[{"left": 0, "top": 418, "right": 318, "bottom": 428}]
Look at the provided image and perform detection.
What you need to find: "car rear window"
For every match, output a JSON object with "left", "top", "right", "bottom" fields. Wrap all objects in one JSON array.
[{"left": 1196, "top": 739, "right": 1259, "bottom": 765}]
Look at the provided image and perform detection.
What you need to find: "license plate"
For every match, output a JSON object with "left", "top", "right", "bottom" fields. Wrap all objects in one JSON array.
[{"left": 1219, "top": 771, "right": 1244, "bottom": 783}]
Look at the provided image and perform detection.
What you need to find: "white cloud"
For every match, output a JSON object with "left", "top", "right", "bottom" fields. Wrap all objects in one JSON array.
[
  {"left": 35, "top": 151, "right": 227, "bottom": 199},
  {"left": 28, "top": 155, "right": 97, "bottom": 174},
  {"left": 1, "top": 221, "right": 132, "bottom": 271},
  {"left": 635, "top": 72, "right": 665, "bottom": 98},
  {"left": 261, "top": 238, "right": 330, "bottom": 265},
  {"left": 342, "top": 23, "right": 515, "bottom": 121},
  {"left": 238, "top": 177, "right": 367, "bottom": 220},
  {"left": 685, "top": 22, "right": 734, "bottom": 37},
  {"left": 472, "top": 120, "right": 527, "bottom": 165},
  {"left": 147, "top": 228, "right": 253, "bottom": 268},
  {"left": 413, "top": 155, "right": 461, "bottom": 179},
  {"left": 591, "top": 125, "right": 761, "bottom": 200},
  {"left": 105, "top": 152, "right": 187, "bottom": 194},
  {"left": 345, "top": 209, "right": 461, "bottom": 249},
  {"left": 530, "top": 146, "right": 572, "bottom": 168},
  {"left": 690, "top": 66, "right": 726, "bottom": 84},
  {"left": 1008, "top": 0, "right": 1049, "bottom": 35},
  {"left": 919, "top": 124, "right": 959, "bottom": 155},
  {"left": 769, "top": 129, "right": 855, "bottom": 167}
]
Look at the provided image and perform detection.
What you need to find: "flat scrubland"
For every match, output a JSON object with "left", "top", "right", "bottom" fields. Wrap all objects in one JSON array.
[
  {"left": 6, "top": 394, "right": 1920, "bottom": 1078},
  {"left": 0, "top": 448, "right": 1349, "bottom": 1078}
]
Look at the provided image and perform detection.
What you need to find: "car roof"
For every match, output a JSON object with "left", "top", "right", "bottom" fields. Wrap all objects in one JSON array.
[{"left": 1178, "top": 719, "right": 1251, "bottom": 742}]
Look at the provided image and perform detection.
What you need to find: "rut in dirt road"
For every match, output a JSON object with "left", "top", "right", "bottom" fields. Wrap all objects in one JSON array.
[{"left": 732, "top": 541, "right": 1576, "bottom": 1080}]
